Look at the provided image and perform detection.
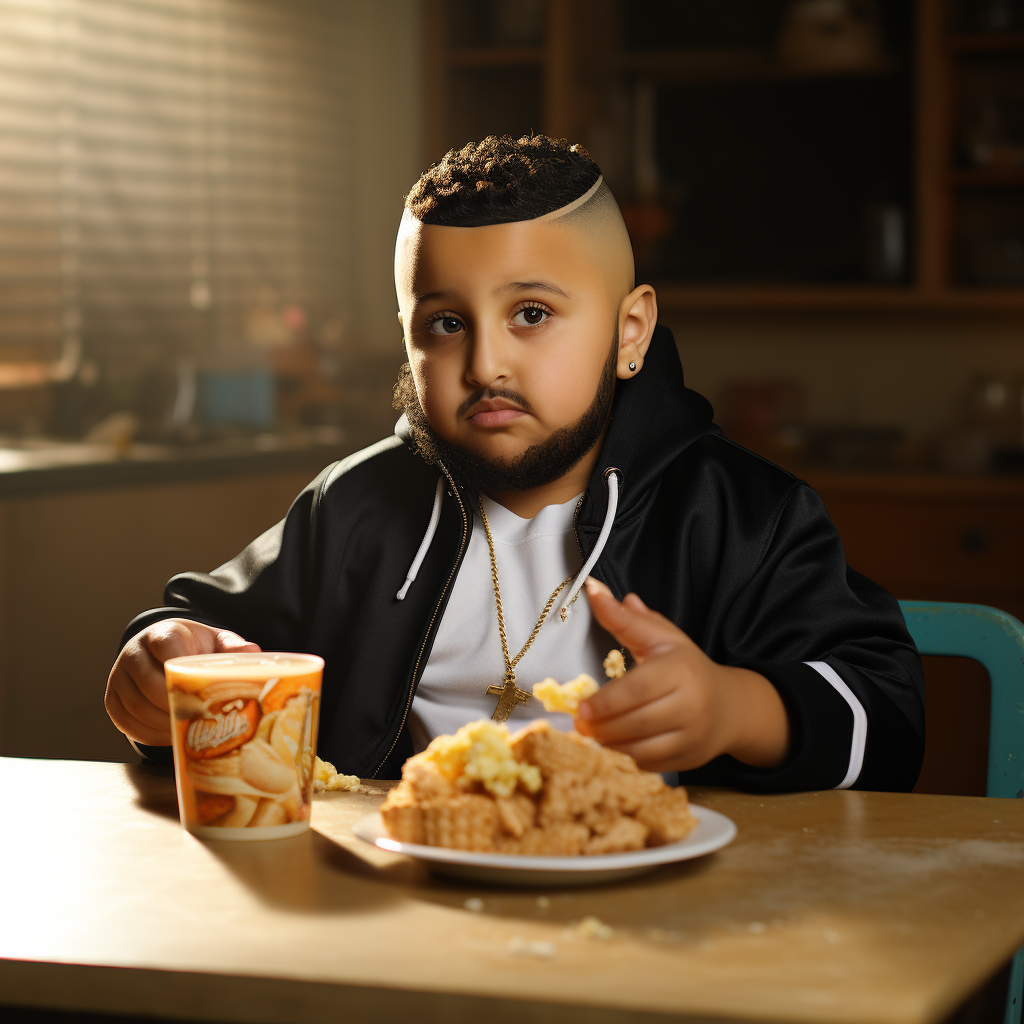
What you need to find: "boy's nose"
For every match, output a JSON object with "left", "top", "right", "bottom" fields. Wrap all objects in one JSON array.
[{"left": 465, "top": 321, "right": 512, "bottom": 388}]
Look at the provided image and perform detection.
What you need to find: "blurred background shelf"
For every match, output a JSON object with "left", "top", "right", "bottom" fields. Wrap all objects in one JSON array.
[
  {"left": 949, "top": 31, "right": 1024, "bottom": 51},
  {"left": 654, "top": 284, "right": 1024, "bottom": 311},
  {"left": 426, "top": 0, "right": 1024, "bottom": 305},
  {"left": 949, "top": 168, "right": 1024, "bottom": 187},
  {"left": 448, "top": 46, "right": 544, "bottom": 66}
]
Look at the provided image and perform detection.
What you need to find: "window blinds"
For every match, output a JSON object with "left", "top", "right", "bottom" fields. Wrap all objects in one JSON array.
[{"left": 0, "top": 0, "right": 352, "bottom": 385}]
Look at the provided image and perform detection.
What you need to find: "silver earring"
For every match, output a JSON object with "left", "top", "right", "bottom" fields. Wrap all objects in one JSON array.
[{"left": 628, "top": 361, "right": 636, "bottom": 372}]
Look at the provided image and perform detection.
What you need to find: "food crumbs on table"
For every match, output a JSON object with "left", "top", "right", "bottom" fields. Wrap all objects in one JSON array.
[
  {"left": 312, "top": 756, "right": 360, "bottom": 793},
  {"left": 748, "top": 922, "right": 766, "bottom": 934},
  {"left": 536, "top": 896, "right": 551, "bottom": 909},
  {"left": 645, "top": 927, "right": 680, "bottom": 943},
  {"left": 823, "top": 928, "right": 841, "bottom": 943},
  {"left": 507, "top": 937, "right": 556, "bottom": 958},
  {"left": 573, "top": 916, "right": 613, "bottom": 940},
  {"left": 464, "top": 897, "right": 484, "bottom": 912}
]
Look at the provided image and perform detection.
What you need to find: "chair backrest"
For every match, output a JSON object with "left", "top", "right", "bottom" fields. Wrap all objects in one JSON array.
[
  {"left": 900, "top": 601, "right": 1024, "bottom": 1024},
  {"left": 899, "top": 601, "right": 1024, "bottom": 800}
]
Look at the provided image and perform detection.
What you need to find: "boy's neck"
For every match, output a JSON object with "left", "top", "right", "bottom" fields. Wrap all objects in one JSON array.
[{"left": 480, "top": 437, "right": 604, "bottom": 519}]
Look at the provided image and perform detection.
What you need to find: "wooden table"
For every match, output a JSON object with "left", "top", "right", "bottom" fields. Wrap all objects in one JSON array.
[{"left": 3, "top": 758, "right": 1024, "bottom": 1024}]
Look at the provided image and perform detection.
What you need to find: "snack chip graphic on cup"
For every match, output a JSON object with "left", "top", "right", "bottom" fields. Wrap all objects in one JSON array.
[{"left": 164, "top": 653, "right": 324, "bottom": 841}]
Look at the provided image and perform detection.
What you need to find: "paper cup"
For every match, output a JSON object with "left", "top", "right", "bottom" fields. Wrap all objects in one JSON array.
[{"left": 164, "top": 652, "right": 324, "bottom": 841}]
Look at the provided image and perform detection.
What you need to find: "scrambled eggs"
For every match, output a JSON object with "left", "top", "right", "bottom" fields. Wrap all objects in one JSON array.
[{"left": 420, "top": 720, "right": 542, "bottom": 799}]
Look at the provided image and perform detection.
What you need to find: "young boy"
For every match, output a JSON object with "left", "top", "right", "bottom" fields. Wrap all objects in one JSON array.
[{"left": 105, "top": 135, "right": 924, "bottom": 793}]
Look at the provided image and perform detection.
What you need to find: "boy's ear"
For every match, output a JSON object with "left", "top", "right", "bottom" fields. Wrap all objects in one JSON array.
[{"left": 616, "top": 285, "right": 658, "bottom": 379}]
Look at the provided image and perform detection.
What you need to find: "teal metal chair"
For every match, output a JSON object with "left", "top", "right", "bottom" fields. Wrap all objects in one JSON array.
[{"left": 900, "top": 601, "right": 1024, "bottom": 1024}]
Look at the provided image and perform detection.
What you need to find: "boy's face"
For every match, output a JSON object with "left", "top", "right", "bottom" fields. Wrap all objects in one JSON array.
[{"left": 395, "top": 216, "right": 627, "bottom": 474}]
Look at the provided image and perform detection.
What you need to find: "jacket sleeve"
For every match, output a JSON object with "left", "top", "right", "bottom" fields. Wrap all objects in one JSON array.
[
  {"left": 118, "top": 466, "right": 331, "bottom": 761},
  {"left": 682, "top": 481, "right": 925, "bottom": 794}
]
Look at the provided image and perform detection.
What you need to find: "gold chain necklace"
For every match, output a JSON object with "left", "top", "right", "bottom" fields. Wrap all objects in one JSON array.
[{"left": 477, "top": 493, "right": 577, "bottom": 722}]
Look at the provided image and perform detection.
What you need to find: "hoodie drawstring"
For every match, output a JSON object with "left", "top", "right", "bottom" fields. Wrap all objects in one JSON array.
[
  {"left": 557, "top": 467, "right": 620, "bottom": 622},
  {"left": 395, "top": 468, "right": 622, "bottom": 609},
  {"left": 396, "top": 475, "right": 446, "bottom": 600}
]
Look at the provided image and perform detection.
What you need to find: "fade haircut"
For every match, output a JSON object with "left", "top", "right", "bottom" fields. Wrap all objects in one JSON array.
[{"left": 405, "top": 134, "right": 603, "bottom": 227}]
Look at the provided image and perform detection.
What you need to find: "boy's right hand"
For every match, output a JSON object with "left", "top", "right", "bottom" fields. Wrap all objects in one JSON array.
[{"left": 105, "top": 619, "right": 260, "bottom": 747}]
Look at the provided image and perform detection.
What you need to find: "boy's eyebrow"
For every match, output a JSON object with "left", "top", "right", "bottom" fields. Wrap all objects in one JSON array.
[{"left": 500, "top": 281, "right": 571, "bottom": 298}]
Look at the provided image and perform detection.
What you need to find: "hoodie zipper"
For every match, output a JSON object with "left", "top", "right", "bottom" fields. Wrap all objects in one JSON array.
[{"left": 372, "top": 463, "right": 469, "bottom": 777}]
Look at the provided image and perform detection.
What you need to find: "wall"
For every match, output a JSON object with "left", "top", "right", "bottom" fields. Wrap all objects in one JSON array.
[
  {"left": 348, "top": 0, "right": 424, "bottom": 358},
  {"left": 664, "top": 309, "right": 1024, "bottom": 441}
]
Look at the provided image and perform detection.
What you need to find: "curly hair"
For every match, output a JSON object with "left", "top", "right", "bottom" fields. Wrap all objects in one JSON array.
[{"left": 405, "top": 134, "right": 602, "bottom": 227}]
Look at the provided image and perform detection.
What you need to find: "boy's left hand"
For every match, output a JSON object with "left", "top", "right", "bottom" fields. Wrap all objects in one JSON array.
[{"left": 576, "top": 577, "right": 790, "bottom": 773}]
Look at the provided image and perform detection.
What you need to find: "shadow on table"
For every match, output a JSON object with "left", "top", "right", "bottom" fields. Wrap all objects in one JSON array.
[
  {"left": 202, "top": 829, "right": 409, "bottom": 916},
  {"left": 119, "top": 761, "right": 407, "bottom": 916},
  {"left": 120, "top": 762, "right": 179, "bottom": 822}
]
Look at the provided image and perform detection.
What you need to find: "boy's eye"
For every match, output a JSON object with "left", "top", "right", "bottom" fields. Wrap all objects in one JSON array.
[
  {"left": 512, "top": 306, "right": 548, "bottom": 327},
  {"left": 427, "top": 316, "right": 464, "bottom": 335}
]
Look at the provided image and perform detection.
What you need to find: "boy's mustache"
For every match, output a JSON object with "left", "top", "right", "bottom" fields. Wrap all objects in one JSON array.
[{"left": 457, "top": 387, "right": 534, "bottom": 418}]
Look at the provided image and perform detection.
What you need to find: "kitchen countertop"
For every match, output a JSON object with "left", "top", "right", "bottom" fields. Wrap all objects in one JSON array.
[{"left": 0, "top": 428, "right": 365, "bottom": 497}]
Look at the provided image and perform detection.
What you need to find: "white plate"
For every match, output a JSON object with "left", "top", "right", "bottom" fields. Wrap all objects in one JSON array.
[{"left": 352, "top": 804, "right": 736, "bottom": 887}]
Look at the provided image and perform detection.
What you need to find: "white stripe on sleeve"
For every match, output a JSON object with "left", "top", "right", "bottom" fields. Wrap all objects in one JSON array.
[{"left": 804, "top": 661, "right": 867, "bottom": 790}]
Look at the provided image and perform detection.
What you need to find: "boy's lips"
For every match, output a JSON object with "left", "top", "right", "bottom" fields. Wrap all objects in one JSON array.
[{"left": 465, "top": 398, "right": 527, "bottom": 427}]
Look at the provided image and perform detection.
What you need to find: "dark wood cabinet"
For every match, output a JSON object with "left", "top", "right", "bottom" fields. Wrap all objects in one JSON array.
[{"left": 424, "top": 0, "right": 1024, "bottom": 312}]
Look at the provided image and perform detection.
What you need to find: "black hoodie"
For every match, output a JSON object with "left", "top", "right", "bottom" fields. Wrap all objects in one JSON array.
[{"left": 125, "top": 325, "right": 925, "bottom": 791}]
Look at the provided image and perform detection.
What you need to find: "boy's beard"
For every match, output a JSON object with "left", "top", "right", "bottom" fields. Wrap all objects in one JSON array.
[{"left": 393, "top": 333, "right": 618, "bottom": 494}]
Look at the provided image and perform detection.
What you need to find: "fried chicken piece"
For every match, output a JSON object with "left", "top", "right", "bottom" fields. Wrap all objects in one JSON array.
[
  {"left": 497, "top": 822, "right": 590, "bottom": 856},
  {"left": 601, "top": 768, "right": 665, "bottom": 815},
  {"left": 420, "top": 794, "right": 498, "bottom": 851},
  {"left": 537, "top": 770, "right": 605, "bottom": 827},
  {"left": 496, "top": 792, "right": 537, "bottom": 838},
  {"left": 584, "top": 816, "right": 648, "bottom": 854},
  {"left": 582, "top": 801, "right": 624, "bottom": 835},
  {"left": 597, "top": 744, "right": 643, "bottom": 775},
  {"left": 381, "top": 720, "right": 698, "bottom": 857},
  {"left": 511, "top": 720, "right": 603, "bottom": 778},
  {"left": 403, "top": 755, "right": 457, "bottom": 800},
  {"left": 635, "top": 788, "right": 698, "bottom": 846},
  {"left": 379, "top": 782, "right": 425, "bottom": 844}
]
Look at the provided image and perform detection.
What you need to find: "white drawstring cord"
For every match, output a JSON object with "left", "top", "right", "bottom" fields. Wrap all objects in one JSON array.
[
  {"left": 396, "top": 476, "right": 445, "bottom": 600},
  {"left": 558, "top": 468, "right": 620, "bottom": 622}
]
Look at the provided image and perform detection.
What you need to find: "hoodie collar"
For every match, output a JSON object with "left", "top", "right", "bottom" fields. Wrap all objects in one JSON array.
[{"left": 581, "top": 323, "right": 715, "bottom": 528}]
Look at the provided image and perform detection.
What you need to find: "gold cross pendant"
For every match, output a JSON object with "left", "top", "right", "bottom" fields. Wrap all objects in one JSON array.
[{"left": 487, "top": 672, "right": 532, "bottom": 723}]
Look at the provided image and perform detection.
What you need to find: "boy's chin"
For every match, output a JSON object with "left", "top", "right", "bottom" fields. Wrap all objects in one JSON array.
[{"left": 409, "top": 413, "right": 597, "bottom": 494}]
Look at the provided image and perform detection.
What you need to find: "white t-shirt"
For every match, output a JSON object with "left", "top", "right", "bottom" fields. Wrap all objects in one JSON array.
[{"left": 408, "top": 492, "right": 613, "bottom": 752}]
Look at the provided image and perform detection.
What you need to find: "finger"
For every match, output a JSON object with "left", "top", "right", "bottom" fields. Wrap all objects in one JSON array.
[
  {"left": 578, "top": 661, "right": 679, "bottom": 723},
  {"left": 581, "top": 688, "right": 682, "bottom": 743},
  {"left": 144, "top": 619, "right": 213, "bottom": 664},
  {"left": 214, "top": 629, "right": 261, "bottom": 654},
  {"left": 109, "top": 662, "right": 172, "bottom": 731},
  {"left": 105, "top": 686, "right": 172, "bottom": 747},
  {"left": 121, "top": 638, "right": 172, "bottom": 712},
  {"left": 602, "top": 730, "right": 695, "bottom": 773},
  {"left": 584, "top": 577, "right": 689, "bottom": 664}
]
